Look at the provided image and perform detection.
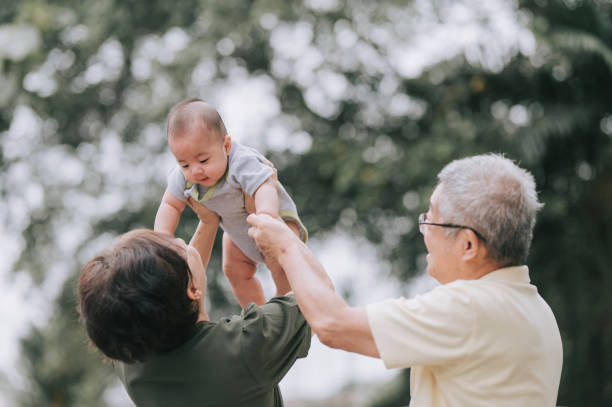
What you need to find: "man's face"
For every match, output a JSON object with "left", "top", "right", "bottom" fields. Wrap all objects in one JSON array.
[{"left": 421, "top": 185, "right": 458, "bottom": 284}]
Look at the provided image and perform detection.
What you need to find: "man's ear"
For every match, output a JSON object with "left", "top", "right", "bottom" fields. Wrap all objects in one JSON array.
[{"left": 460, "top": 230, "right": 480, "bottom": 261}]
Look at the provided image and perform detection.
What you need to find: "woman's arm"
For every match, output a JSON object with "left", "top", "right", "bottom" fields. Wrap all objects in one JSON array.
[
  {"left": 154, "top": 188, "right": 186, "bottom": 235},
  {"left": 186, "top": 198, "right": 219, "bottom": 270}
]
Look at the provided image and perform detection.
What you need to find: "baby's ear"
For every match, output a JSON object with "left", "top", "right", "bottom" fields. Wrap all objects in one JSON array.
[{"left": 223, "top": 134, "right": 232, "bottom": 154}]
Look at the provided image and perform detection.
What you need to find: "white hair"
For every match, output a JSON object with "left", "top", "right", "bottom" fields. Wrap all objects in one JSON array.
[{"left": 436, "top": 153, "right": 543, "bottom": 265}]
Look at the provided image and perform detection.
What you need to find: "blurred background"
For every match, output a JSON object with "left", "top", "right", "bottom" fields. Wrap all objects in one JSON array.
[{"left": 1, "top": 0, "right": 611, "bottom": 405}]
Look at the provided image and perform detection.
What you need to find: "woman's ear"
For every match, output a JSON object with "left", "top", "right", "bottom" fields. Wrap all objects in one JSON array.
[{"left": 186, "top": 283, "right": 202, "bottom": 301}]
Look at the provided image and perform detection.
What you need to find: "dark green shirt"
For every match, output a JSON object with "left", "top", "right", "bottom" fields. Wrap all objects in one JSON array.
[{"left": 115, "top": 295, "right": 311, "bottom": 407}]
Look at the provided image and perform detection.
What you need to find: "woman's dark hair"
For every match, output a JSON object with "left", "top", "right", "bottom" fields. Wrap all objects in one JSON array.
[{"left": 78, "top": 229, "right": 199, "bottom": 363}]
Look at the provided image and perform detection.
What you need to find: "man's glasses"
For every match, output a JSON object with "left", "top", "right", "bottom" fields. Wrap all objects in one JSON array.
[{"left": 418, "top": 213, "right": 488, "bottom": 243}]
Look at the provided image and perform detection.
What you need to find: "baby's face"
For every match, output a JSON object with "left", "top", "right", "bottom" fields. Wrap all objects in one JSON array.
[{"left": 169, "top": 127, "right": 231, "bottom": 187}]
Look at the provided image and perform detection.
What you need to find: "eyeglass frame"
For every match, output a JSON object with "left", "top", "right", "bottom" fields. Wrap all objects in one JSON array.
[{"left": 418, "top": 213, "right": 488, "bottom": 243}]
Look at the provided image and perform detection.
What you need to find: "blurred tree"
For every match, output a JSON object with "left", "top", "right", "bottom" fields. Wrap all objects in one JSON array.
[
  {"left": 1, "top": 0, "right": 610, "bottom": 406},
  {"left": 363, "top": 0, "right": 612, "bottom": 405}
]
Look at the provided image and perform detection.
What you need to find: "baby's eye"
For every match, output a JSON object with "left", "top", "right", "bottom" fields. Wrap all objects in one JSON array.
[
  {"left": 199, "top": 159, "right": 208, "bottom": 164},
  {"left": 181, "top": 164, "right": 189, "bottom": 169}
]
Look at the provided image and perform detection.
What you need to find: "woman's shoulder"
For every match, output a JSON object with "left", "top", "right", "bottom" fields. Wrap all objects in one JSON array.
[
  {"left": 183, "top": 297, "right": 303, "bottom": 347},
  {"left": 164, "top": 319, "right": 244, "bottom": 360}
]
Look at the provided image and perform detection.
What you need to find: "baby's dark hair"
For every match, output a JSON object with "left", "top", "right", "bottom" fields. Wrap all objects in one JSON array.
[
  {"left": 167, "top": 98, "right": 227, "bottom": 141},
  {"left": 78, "top": 229, "right": 199, "bottom": 363}
]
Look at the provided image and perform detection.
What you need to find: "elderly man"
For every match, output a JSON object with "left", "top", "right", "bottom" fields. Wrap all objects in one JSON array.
[{"left": 247, "top": 154, "right": 563, "bottom": 407}]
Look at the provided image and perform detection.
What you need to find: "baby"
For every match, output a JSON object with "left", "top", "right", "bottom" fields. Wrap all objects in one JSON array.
[{"left": 154, "top": 98, "right": 307, "bottom": 307}]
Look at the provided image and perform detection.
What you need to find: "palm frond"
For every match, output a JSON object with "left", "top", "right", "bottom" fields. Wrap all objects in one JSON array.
[{"left": 550, "top": 29, "right": 612, "bottom": 73}]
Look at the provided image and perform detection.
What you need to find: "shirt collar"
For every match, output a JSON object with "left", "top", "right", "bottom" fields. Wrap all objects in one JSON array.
[{"left": 479, "top": 265, "right": 531, "bottom": 284}]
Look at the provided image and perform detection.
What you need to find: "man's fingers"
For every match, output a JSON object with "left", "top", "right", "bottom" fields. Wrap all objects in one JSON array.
[
  {"left": 246, "top": 216, "right": 263, "bottom": 241},
  {"left": 246, "top": 213, "right": 259, "bottom": 226},
  {"left": 246, "top": 213, "right": 276, "bottom": 226}
]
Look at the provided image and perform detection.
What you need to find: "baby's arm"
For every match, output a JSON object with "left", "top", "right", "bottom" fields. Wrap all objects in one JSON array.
[
  {"left": 254, "top": 175, "right": 279, "bottom": 217},
  {"left": 154, "top": 187, "right": 186, "bottom": 236}
]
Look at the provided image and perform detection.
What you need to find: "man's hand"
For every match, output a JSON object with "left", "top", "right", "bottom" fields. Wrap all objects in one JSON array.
[
  {"left": 247, "top": 213, "right": 297, "bottom": 261},
  {"left": 186, "top": 197, "right": 219, "bottom": 224}
]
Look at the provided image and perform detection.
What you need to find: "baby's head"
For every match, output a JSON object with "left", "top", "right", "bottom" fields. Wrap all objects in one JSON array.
[{"left": 167, "top": 99, "right": 231, "bottom": 187}]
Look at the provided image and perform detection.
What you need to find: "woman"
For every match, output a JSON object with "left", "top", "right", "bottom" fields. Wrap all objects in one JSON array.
[{"left": 78, "top": 199, "right": 311, "bottom": 407}]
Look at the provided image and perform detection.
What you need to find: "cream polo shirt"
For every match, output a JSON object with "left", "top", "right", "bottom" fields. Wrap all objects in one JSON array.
[{"left": 366, "top": 266, "right": 563, "bottom": 407}]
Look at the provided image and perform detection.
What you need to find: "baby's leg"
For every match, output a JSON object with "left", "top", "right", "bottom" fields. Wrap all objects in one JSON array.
[
  {"left": 223, "top": 233, "right": 265, "bottom": 307},
  {"left": 264, "top": 221, "right": 301, "bottom": 298}
]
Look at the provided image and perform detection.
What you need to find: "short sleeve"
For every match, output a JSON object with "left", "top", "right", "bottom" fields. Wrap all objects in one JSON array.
[
  {"left": 239, "top": 295, "right": 311, "bottom": 385},
  {"left": 366, "top": 284, "right": 475, "bottom": 369},
  {"left": 167, "top": 166, "right": 188, "bottom": 202},
  {"left": 229, "top": 148, "right": 275, "bottom": 196}
]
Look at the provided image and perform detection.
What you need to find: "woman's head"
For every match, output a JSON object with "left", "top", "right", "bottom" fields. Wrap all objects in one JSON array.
[{"left": 78, "top": 230, "right": 201, "bottom": 363}]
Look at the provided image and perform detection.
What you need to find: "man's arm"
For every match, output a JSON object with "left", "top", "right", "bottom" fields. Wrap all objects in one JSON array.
[{"left": 247, "top": 214, "right": 380, "bottom": 358}]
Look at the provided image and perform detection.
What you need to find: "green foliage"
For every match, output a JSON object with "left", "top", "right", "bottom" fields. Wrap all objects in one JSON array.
[
  {"left": 18, "top": 276, "right": 115, "bottom": 407},
  {"left": 1, "top": 0, "right": 611, "bottom": 405}
]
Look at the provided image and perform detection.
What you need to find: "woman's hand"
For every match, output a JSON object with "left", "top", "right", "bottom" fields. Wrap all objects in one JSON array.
[
  {"left": 186, "top": 197, "right": 219, "bottom": 224},
  {"left": 187, "top": 198, "right": 219, "bottom": 273},
  {"left": 243, "top": 191, "right": 256, "bottom": 215}
]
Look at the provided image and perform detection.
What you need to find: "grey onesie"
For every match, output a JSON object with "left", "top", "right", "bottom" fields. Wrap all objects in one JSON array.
[{"left": 167, "top": 141, "right": 307, "bottom": 263}]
